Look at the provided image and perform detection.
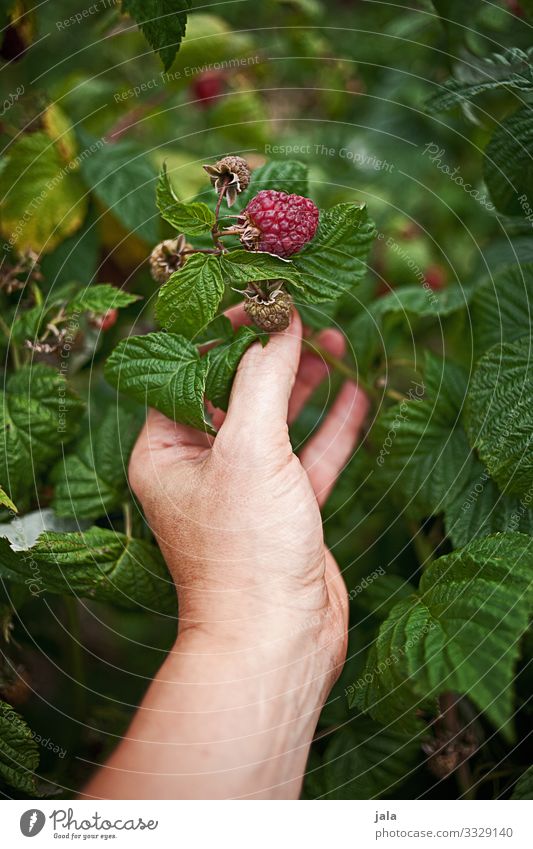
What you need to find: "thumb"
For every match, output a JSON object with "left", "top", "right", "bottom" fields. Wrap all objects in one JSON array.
[{"left": 218, "top": 309, "right": 302, "bottom": 449}]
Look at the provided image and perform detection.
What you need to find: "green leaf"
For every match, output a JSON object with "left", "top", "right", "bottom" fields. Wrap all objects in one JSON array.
[
  {"left": 105, "top": 332, "right": 212, "bottom": 432},
  {"left": 512, "top": 765, "right": 533, "bottom": 799},
  {"left": 219, "top": 249, "right": 304, "bottom": 290},
  {"left": 121, "top": 0, "right": 192, "bottom": 71},
  {"left": 52, "top": 403, "right": 144, "bottom": 519},
  {"left": 318, "top": 719, "right": 421, "bottom": 799},
  {"left": 0, "top": 487, "right": 17, "bottom": 514},
  {"left": 0, "top": 132, "right": 87, "bottom": 254},
  {"left": 0, "top": 365, "right": 84, "bottom": 504},
  {"left": 484, "top": 106, "right": 533, "bottom": 215},
  {"left": 0, "top": 529, "right": 176, "bottom": 615},
  {"left": 241, "top": 159, "right": 309, "bottom": 200},
  {"left": 0, "top": 700, "right": 39, "bottom": 794},
  {"left": 354, "top": 533, "right": 533, "bottom": 737},
  {"left": 156, "top": 254, "right": 225, "bottom": 338},
  {"left": 291, "top": 204, "right": 376, "bottom": 303},
  {"left": 67, "top": 284, "right": 140, "bottom": 315},
  {"left": 373, "top": 354, "right": 473, "bottom": 519},
  {"left": 427, "top": 47, "right": 533, "bottom": 113},
  {"left": 79, "top": 138, "right": 158, "bottom": 242},
  {"left": 444, "top": 456, "right": 533, "bottom": 548},
  {"left": 206, "top": 326, "right": 258, "bottom": 411},
  {"left": 465, "top": 337, "right": 533, "bottom": 499},
  {"left": 157, "top": 166, "right": 215, "bottom": 234},
  {"left": 372, "top": 283, "right": 473, "bottom": 320},
  {"left": 470, "top": 263, "right": 533, "bottom": 355}
]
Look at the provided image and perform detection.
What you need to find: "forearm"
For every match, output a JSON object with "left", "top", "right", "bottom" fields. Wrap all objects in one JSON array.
[{"left": 82, "top": 628, "right": 332, "bottom": 800}]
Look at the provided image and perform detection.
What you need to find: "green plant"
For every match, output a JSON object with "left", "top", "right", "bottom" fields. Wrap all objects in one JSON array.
[{"left": 0, "top": 0, "right": 532, "bottom": 801}]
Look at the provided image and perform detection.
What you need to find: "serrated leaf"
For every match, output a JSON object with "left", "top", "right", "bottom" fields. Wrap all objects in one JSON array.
[
  {"left": 373, "top": 283, "right": 473, "bottom": 320},
  {"left": 318, "top": 719, "right": 421, "bottom": 799},
  {"left": 219, "top": 249, "right": 304, "bottom": 290},
  {"left": 465, "top": 337, "right": 533, "bottom": 498},
  {"left": 484, "top": 106, "right": 533, "bottom": 216},
  {"left": 354, "top": 533, "right": 533, "bottom": 737},
  {"left": 0, "top": 700, "right": 39, "bottom": 794},
  {"left": 291, "top": 204, "right": 376, "bottom": 303},
  {"left": 206, "top": 326, "right": 257, "bottom": 411},
  {"left": 67, "top": 284, "right": 140, "bottom": 315},
  {"left": 0, "top": 365, "right": 84, "bottom": 505},
  {"left": 105, "top": 332, "right": 211, "bottom": 432},
  {"left": 156, "top": 254, "right": 225, "bottom": 338},
  {"left": 52, "top": 404, "right": 144, "bottom": 519},
  {"left": 444, "top": 455, "right": 533, "bottom": 548},
  {"left": 0, "top": 132, "right": 87, "bottom": 254},
  {"left": 512, "top": 765, "right": 533, "bottom": 799},
  {"left": 79, "top": 137, "right": 158, "bottom": 242},
  {"left": 427, "top": 47, "right": 533, "bottom": 113},
  {"left": 470, "top": 263, "right": 533, "bottom": 355},
  {"left": 237, "top": 160, "right": 308, "bottom": 207},
  {"left": 157, "top": 166, "right": 215, "bottom": 234},
  {"left": 373, "top": 354, "right": 473, "bottom": 519},
  {"left": 121, "top": 0, "right": 192, "bottom": 71},
  {"left": 0, "top": 529, "right": 176, "bottom": 615}
]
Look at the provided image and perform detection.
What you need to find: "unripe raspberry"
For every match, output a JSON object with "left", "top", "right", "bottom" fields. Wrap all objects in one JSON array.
[
  {"left": 90, "top": 308, "right": 118, "bottom": 332},
  {"left": 244, "top": 289, "right": 293, "bottom": 332},
  {"left": 149, "top": 235, "right": 192, "bottom": 284},
  {"left": 204, "top": 155, "right": 251, "bottom": 207},
  {"left": 240, "top": 190, "right": 319, "bottom": 257}
]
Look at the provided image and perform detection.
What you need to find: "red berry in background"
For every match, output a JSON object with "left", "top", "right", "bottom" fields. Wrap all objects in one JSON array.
[
  {"left": 192, "top": 72, "right": 224, "bottom": 107},
  {"left": 424, "top": 264, "right": 447, "bottom": 291},
  {"left": 240, "top": 190, "right": 319, "bottom": 257},
  {"left": 90, "top": 308, "right": 118, "bottom": 331},
  {"left": 504, "top": 0, "right": 524, "bottom": 16}
]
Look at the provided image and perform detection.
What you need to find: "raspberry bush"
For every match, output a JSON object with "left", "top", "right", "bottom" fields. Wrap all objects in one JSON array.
[{"left": 0, "top": 0, "right": 533, "bottom": 802}]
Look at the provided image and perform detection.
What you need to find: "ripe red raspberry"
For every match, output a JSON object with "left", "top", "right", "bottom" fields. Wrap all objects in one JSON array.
[
  {"left": 90, "top": 308, "right": 118, "bottom": 332},
  {"left": 192, "top": 72, "right": 224, "bottom": 107},
  {"left": 240, "top": 190, "right": 319, "bottom": 257}
]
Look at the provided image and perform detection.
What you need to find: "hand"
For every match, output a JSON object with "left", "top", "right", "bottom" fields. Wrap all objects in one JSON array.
[
  {"left": 84, "top": 307, "right": 368, "bottom": 800},
  {"left": 129, "top": 306, "right": 368, "bottom": 684}
]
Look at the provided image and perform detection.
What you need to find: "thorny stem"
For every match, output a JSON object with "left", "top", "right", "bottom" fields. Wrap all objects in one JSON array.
[{"left": 439, "top": 692, "right": 476, "bottom": 800}]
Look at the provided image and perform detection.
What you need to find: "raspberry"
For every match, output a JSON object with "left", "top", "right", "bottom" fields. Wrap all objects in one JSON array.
[
  {"left": 240, "top": 190, "right": 319, "bottom": 257},
  {"left": 204, "top": 155, "right": 251, "bottom": 207},
  {"left": 244, "top": 289, "right": 293, "bottom": 332},
  {"left": 90, "top": 308, "right": 118, "bottom": 332},
  {"left": 149, "top": 235, "right": 192, "bottom": 284},
  {"left": 192, "top": 71, "right": 224, "bottom": 107}
]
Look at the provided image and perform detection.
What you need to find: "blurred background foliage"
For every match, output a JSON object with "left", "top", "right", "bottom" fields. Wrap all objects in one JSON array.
[{"left": 1, "top": 0, "right": 532, "bottom": 800}]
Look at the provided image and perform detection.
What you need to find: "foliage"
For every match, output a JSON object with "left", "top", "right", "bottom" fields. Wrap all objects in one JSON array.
[{"left": 0, "top": 0, "right": 532, "bottom": 801}]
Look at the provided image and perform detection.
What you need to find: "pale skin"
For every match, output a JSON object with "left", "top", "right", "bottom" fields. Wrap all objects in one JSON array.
[{"left": 82, "top": 307, "right": 368, "bottom": 800}]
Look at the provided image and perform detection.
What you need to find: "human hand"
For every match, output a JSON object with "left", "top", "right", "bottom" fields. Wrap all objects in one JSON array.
[{"left": 129, "top": 307, "right": 368, "bottom": 686}]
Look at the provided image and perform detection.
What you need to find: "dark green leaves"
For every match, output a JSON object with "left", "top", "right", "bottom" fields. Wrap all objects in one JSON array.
[
  {"left": 0, "top": 529, "right": 177, "bottom": 615},
  {"left": 465, "top": 337, "right": 533, "bottom": 498},
  {"left": 243, "top": 159, "right": 309, "bottom": 198},
  {"left": 67, "top": 285, "right": 140, "bottom": 315},
  {"left": 470, "top": 263, "right": 533, "bottom": 355},
  {"left": 156, "top": 254, "right": 225, "bottom": 338},
  {"left": 105, "top": 332, "right": 211, "bottom": 431},
  {"left": 206, "top": 327, "right": 258, "bottom": 410},
  {"left": 512, "top": 765, "right": 533, "bottom": 799},
  {"left": 52, "top": 404, "right": 144, "bottom": 519},
  {"left": 0, "top": 701, "right": 39, "bottom": 794},
  {"left": 354, "top": 533, "right": 533, "bottom": 737},
  {"left": 484, "top": 106, "right": 533, "bottom": 215},
  {"left": 292, "top": 204, "right": 376, "bottom": 302},
  {"left": 219, "top": 250, "right": 304, "bottom": 289},
  {"left": 157, "top": 166, "right": 215, "bottom": 234},
  {"left": 80, "top": 139, "right": 158, "bottom": 242},
  {"left": 121, "top": 0, "right": 192, "bottom": 71},
  {"left": 0, "top": 365, "right": 84, "bottom": 504},
  {"left": 427, "top": 47, "right": 533, "bottom": 113},
  {"left": 315, "top": 719, "right": 421, "bottom": 799}
]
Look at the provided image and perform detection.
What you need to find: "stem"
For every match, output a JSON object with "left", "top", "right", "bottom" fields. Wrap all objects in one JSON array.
[
  {"left": 211, "top": 186, "right": 228, "bottom": 250},
  {"left": 439, "top": 692, "right": 476, "bottom": 800},
  {"left": 0, "top": 314, "right": 21, "bottom": 369},
  {"left": 123, "top": 502, "right": 132, "bottom": 537},
  {"left": 181, "top": 248, "right": 222, "bottom": 256},
  {"left": 302, "top": 338, "right": 379, "bottom": 401},
  {"left": 64, "top": 597, "right": 86, "bottom": 721}
]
